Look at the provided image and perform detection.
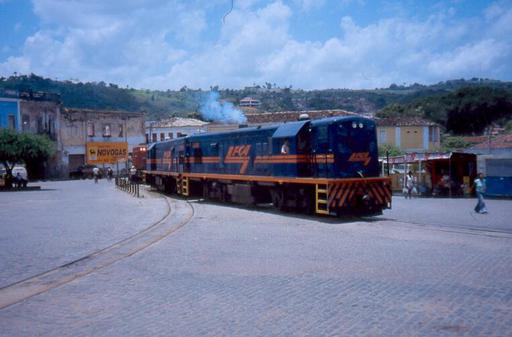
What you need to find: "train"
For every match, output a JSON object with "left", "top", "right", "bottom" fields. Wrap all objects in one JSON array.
[{"left": 143, "top": 115, "right": 392, "bottom": 216}]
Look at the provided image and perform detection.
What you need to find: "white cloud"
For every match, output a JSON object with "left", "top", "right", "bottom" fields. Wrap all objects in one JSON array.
[
  {"left": 427, "top": 39, "right": 510, "bottom": 78},
  {"left": 294, "top": 0, "right": 326, "bottom": 11},
  {"left": 1, "top": 0, "right": 511, "bottom": 89}
]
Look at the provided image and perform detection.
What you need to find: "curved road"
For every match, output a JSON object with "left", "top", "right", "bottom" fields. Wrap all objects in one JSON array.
[{"left": 0, "top": 182, "right": 511, "bottom": 336}]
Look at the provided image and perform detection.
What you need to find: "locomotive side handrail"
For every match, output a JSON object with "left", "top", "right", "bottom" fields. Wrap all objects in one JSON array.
[{"left": 144, "top": 170, "right": 391, "bottom": 185}]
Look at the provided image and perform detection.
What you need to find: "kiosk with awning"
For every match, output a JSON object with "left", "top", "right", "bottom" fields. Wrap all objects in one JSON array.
[{"left": 384, "top": 152, "right": 477, "bottom": 196}]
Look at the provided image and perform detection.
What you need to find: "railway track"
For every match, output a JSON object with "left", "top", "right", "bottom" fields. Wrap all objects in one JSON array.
[
  {"left": 377, "top": 218, "right": 512, "bottom": 239},
  {"left": 0, "top": 196, "right": 195, "bottom": 310}
]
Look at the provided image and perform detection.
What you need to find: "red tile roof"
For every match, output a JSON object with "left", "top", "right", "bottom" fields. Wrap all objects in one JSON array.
[
  {"left": 246, "top": 109, "right": 354, "bottom": 124},
  {"left": 472, "top": 134, "right": 512, "bottom": 149},
  {"left": 375, "top": 116, "right": 438, "bottom": 127},
  {"left": 148, "top": 117, "right": 208, "bottom": 128},
  {"left": 460, "top": 136, "right": 489, "bottom": 145}
]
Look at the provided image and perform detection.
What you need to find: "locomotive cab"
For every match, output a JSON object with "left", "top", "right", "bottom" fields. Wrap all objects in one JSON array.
[
  {"left": 310, "top": 117, "right": 379, "bottom": 179},
  {"left": 271, "top": 120, "right": 311, "bottom": 177}
]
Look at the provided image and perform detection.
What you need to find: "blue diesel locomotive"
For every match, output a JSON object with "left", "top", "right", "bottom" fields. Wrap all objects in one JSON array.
[{"left": 144, "top": 115, "right": 391, "bottom": 216}]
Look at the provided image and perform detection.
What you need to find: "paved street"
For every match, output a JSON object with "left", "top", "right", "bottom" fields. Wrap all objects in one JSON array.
[
  {"left": 0, "top": 180, "right": 168, "bottom": 287},
  {"left": 379, "top": 196, "right": 512, "bottom": 234},
  {"left": 1, "top": 181, "right": 512, "bottom": 336}
]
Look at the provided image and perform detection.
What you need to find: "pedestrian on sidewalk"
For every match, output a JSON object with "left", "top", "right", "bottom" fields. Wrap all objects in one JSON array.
[
  {"left": 93, "top": 167, "right": 100, "bottom": 184},
  {"left": 106, "top": 167, "right": 113, "bottom": 181},
  {"left": 474, "top": 172, "right": 488, "bottom": 214},
  {"left": 405, "top": 171, "right": 415, "bottom": 199}
]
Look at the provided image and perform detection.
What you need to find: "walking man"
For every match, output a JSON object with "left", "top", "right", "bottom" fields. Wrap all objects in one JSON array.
[
  {"left": 474, "top": 173, "right": 488, "bottom": 214},
  {"left": 92, "top": 166, "right": 100, "bottom": 184},
  {"left": 405, "top": 171, "right": 415, "bottom": 199}
]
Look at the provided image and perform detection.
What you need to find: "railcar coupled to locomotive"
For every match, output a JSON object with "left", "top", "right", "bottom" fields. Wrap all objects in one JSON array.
[{"left": 144, "top": 115, "right": 392, "bottom": 216}]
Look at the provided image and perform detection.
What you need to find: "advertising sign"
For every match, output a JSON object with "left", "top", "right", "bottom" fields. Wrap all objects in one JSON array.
[{"left": 86, "top": 142, "right": 128, "bottom": 164}]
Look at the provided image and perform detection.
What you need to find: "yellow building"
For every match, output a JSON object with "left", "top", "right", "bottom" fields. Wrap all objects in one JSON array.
[{"left": 376, "top": 117, "right": 441, "bottom": 152}]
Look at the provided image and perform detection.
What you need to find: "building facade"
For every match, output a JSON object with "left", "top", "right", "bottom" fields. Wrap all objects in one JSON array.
[
  {"left": 0, "top": 97, "right": 20, "bottom": 130},
  {"left": 60, "top": 108, "right": 145, "bottom": 174},
  {"left": 239, "top": 97, "right": 261, "bottom": 107},
  {"left": 1, "top": 91, "right": 62, "bottom": 178},
  {"left": 145, "top": 117, "right": 209, "bottom": 143},
  {"left": 376, "top": 117, "right": 441, "bottom": 152},
  {"left": 1, "top": 90, "right": 145, "bottom": 177},
  {"left": 467, "top": 134, "right": 512, "bottom": 198}
]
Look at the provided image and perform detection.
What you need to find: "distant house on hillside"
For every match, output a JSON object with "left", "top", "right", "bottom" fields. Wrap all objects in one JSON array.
[
  {"left": 376, "top": 116, "right": 441, "bottom": 152},
  {"left": 239, "top": 97, "right": 261, "bottom": 107},
  {"left": 145, "top": 117, "right": 209, "bottom": 143}
]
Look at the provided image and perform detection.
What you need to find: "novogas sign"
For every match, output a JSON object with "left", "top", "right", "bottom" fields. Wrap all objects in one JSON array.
[{"left": 86, "top": 142, "right": 128, "bottom": 164}]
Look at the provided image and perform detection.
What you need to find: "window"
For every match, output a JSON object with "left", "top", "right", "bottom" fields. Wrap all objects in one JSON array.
[
  {"left": 87, "top": 122, "right": 95, "bottom": 137},
  {"left": 118, "top": 124, "right": 124, "bottom": 137},
  {"left": 210, "top": 143, "right": 219, "bottom": 156},
  {"left": 48, "top": 116, "right": 56, "bottom": 140},
  {"left": 316, "top": 126, "right": 329, "bottom": 150},
  {"left": 160, "top": 133, "right": 165, "bottom": 141},
  {"left": 177, "top": 132, "right": 187, "bottom": 138},
  {"left": 103, "top": 124, "right": 111, "bottom": 137},
  {"left": 22, "top": 114, "right": 30, "bottom": 131},
  {"left": 168, "top": 132, "right": 173, "bottom": 139},
  {"left": 379, "top": 129, "right": 387, "bottom": 144},
  {"left": 146, "top": 133, "right": 150, "bottom": 143},
  {"left": 37, "top": 117, "right": 44, "bottom": 133},
  {"left": 152, "top": 133, "right": 157, "bottom": 142},
  {"left": 8, "top": 115, "right": 15, "bottom": 129},
  {"left": 429, "top": 126, "right": 439, "bottom": 142},
  {"left": 193, "top": 143, "right": 202, "bottom": 158}
]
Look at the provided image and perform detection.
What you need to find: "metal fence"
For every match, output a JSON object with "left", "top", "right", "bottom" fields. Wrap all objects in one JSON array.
[{"left": 115, "top": 176, "right": 140, "bottom": 198}]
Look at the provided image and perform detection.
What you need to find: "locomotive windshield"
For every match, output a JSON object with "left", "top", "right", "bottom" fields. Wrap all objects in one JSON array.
[{"left": 333, "top": 119, "right": 379, "bottom": 178}]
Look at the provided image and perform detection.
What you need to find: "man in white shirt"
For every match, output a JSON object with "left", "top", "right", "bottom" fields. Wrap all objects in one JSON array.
[{"left": 474, "top": 173, "right": 488, "bottom": 214}]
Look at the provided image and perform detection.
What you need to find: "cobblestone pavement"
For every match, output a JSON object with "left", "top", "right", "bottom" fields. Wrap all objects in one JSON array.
[
  {"left": 379, "top": 196, "right": 512, "bottom": 233},
  {"left": 0, "top": 180, "right": 168, "bottom": 287},
  {"left": 0, "top": 186, "right": 511, "bottom": 336}
]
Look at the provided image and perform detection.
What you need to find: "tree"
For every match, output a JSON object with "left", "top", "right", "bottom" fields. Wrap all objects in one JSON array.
[
  {"left": 0, "top": 129, "right": 55, "bottom": 188},
  {"left": 378, "top": 143, "right": 403, "bottom": 157},
  {"left": 445, "top": 87, "right": 512, "bottom": 134},
  {"left": 440, "top": 136, "right": 471, "bottom": 152}
]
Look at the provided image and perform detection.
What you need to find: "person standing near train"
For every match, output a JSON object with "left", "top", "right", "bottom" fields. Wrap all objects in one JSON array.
[{"left": 474, "top": 173, "right": 488, "bottom": 214}]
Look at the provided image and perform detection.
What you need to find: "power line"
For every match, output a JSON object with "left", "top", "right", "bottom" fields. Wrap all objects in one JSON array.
[{"left": 223, "top": 0, "right": 234, "bottom": 24}]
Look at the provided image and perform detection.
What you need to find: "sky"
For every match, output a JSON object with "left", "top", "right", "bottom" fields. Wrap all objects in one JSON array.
[{"left": 0, "top": 0, "right": 511, "bottom": 90}]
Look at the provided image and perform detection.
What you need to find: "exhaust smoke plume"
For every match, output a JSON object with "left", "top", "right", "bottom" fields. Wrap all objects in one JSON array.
[{"left": 200, "top": 91, "right": 247, "bottom": 124}]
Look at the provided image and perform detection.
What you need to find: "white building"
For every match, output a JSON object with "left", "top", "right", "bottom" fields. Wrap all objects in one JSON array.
[
  {"left": 145, "top": 117, "right": 209, "bottom": 143},
  {"left": 239, "top": 97, "right": 261, "bottom": 107}
]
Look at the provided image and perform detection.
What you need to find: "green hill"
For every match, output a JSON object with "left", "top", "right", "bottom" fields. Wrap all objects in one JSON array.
[{"left": 1, "top": 74, "right": 511, "bottom": 134}]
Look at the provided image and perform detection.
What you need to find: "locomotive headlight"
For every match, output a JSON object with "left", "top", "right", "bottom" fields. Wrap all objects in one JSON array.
[
  {"left": 359, "top": 122, "right": 363, "bottom": 128},
  {"left": 352, "top": 122, "right": 357, "bottom": 128}
]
